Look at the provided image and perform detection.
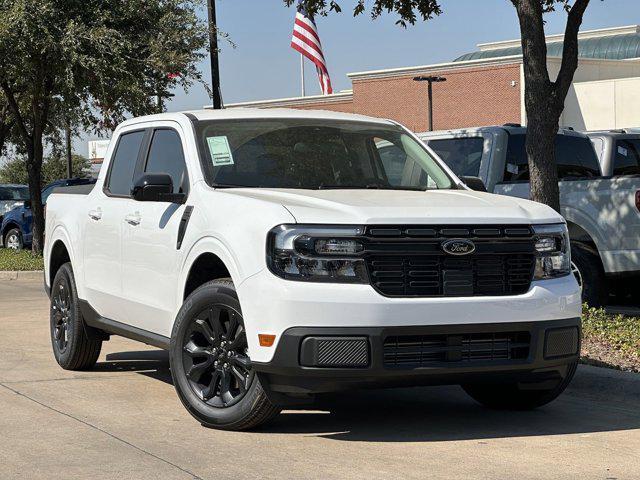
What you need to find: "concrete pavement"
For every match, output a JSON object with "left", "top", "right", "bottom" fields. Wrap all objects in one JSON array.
[{"left": 1, "top": 276, "right": 639, "bottom": 479}]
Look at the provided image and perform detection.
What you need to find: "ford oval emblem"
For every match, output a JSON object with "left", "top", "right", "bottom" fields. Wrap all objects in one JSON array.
[{"left": 442, "top": 239, "right": 476, "bottom": 256}]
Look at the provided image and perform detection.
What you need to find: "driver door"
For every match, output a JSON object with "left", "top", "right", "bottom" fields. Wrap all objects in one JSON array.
[{"left": 120, "top": 124, "right": 190, "bottom": 336}]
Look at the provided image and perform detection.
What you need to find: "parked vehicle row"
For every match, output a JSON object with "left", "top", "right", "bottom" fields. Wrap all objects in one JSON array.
[
  {"left": 1, "top": 178, "right": 96, "bottom": 249},
  {"left": 418, "top": 125, "right": 640, "bottom": 306},
  {"left": 44, "top": 109, "right": 581, "bottom": 430}
]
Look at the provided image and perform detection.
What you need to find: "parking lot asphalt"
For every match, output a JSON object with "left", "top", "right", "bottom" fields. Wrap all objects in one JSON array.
[{"left": 1, "top": 276, "right": 639, "bottom": 480}]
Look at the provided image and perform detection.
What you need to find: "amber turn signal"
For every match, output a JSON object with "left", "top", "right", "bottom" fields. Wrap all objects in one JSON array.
[{"left": 258, "top": 334, "right": 276, "bottom": 347}]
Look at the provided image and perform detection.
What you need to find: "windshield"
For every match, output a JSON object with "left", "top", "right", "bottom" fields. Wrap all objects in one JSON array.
[
  {"left": 0, "top": 186, "right": 29, "bottom": 201},
  {"left": 195, "top": 119, "right": 454, "bottom": 190}
]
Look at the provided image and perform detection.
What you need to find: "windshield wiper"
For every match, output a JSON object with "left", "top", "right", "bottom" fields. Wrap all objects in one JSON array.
[
  {"left": 317, "top": 183, "right": 427, "bottom": 191},
  {"left": 318, "top": 183, "right": 385, "bottom": 190},
  {"left": 212, "top": 183, "right": 253, "bottom": 188}
]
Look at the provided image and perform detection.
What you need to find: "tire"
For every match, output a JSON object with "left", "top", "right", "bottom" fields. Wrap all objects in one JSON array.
[
  {"left": 571, "top": 245, "right": 607, "bottom": 307},
  {"left": 170, "top": 278, "right": 281, "bottom": 431},
  {"left": 50, "top": 263, "right": 102, "bottom": 370},
  {"left": 4, "top": 228, "right": 23, "bottom": 250},
  {"left": 462, "top": 360, "right": 578, "bottom": 410}
]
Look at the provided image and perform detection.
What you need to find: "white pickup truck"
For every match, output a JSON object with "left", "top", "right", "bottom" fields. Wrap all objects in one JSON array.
[
  {"left": 421, "top": 126, "right": 640, "bottom": 307},
  {"left": 44, "top": 109, "right": 581, "bottom": 431}
]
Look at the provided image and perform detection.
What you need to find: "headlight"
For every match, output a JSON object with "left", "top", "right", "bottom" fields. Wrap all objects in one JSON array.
[
  {"left": 267, "top": 225, "right": 368, "bottom": 283},
  {"left": 532, "top": 223, "right": 571, "bottom": 280}
]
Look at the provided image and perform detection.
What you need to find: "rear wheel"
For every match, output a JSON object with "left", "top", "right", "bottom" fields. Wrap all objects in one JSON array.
[
  {"left": 571, "top": 245, "right": 607, "bottom": 307},
  {"left": 4, "top": 228, "right": 23, "bottom": 250},
  {"left": 170, "top": 278, "right": 280, "bottom": 430},
  {"left": 462, "top": 361, "right": 578, "bottom": 410},
  {"left": 50, "top": 263, "right": 102, "bottom": 370}
]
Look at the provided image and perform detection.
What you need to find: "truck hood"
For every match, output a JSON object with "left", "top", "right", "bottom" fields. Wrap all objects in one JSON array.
[{"left": 223, "top": 188, "right": 562, "bottom": 225}]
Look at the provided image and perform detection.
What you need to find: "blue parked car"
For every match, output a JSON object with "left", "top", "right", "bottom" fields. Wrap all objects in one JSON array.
[{"left": 1, "top": 178, "right": 96, "bottom": 249}]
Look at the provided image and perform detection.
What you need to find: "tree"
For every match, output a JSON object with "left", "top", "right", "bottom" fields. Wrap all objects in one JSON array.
[
  {"left": 287, "top": 0, "right": 592, "bottom": 212},
  {"left": 0, "top": 92, "right": 14, "bottom": 157},
  {"left": 0, "top": 153, "right": 91, "bottom": 185},
  {"left": 0, "top": 0, "right": 208, "bottom": 253}
]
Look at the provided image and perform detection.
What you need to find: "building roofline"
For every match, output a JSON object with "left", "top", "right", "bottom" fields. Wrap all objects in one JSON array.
[
  {"left": 347, "top": 55, "right": 524, "bottom": 81},
  {"left": 223, "top": 90, "right": 353, "bottom": 109},
  {"left": 477, "top": 25, "right": 640, "bottom": 52}
]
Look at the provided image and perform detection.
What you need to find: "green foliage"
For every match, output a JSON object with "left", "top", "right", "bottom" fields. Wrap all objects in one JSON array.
[
  {"left": 0, "top": 248, "right": 43, "bottom": 271},
  {"left": 285, "top": 0, "right": 579, "bottom": 26},
  {"left": 0, "top": 0, "right": 209, "bottom": 251},
  {"left": 0, "top": 153, "right": 91, "bottom": 185},
  {"left": 582, "top": 305, "right": 640, "bottom": 362}
]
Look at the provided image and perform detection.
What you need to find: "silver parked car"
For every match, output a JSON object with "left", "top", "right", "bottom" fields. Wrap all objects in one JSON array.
[{"left": 586, "top": 129, "right": 640, "bottom": 177}]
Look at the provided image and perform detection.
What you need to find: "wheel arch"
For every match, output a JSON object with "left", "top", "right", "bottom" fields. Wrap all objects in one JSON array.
[
  {"left": 566, "top": 221, "right": 601, "bottom": 258},
  {"left": 180, "top": 237, "right": 247, "bottom": 302},
  {"left": 46, "top": 226, "right": 78, "bottom": 290}
]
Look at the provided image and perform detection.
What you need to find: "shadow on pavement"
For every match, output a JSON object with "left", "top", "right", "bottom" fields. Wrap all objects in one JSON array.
[
  {"left": 96, "top": 349, "right": 640, "bottom": 443},
  {"left": 97, "top": 350, "right": 173, "bottom": 385}
]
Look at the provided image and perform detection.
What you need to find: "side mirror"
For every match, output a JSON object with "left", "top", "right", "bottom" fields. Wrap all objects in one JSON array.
[
  {"left": 131, "top": 173, "right": 185, "bottom": 203},
  {"left": 23, "top": 200, "right": 32, "bottom": 209},
  {"left": 459, "top": 176, "right": 487, "bottom": 192}
]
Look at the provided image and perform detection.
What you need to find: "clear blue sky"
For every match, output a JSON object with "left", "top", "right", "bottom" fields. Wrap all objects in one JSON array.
[{"left": 80, "top": 0, "right": 640, "bottom": 153}]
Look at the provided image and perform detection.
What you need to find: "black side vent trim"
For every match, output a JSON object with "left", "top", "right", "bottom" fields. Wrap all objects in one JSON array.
[{"left": 176, "top": 206, "right": 194, "bottom": 250}]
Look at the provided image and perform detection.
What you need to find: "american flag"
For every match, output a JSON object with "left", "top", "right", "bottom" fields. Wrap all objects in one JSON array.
[{"left": 291, "top": 0, "right": 333, "bottom": 95}]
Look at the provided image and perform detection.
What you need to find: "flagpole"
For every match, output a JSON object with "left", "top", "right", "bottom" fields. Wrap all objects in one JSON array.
[{"left": 300, "top": 53, "right": 305, "bottom": 97}]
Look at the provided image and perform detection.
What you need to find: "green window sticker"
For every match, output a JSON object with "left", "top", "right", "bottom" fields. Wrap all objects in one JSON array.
[{"left": 207, "top": 136, "right": 234, "bottom": 166}]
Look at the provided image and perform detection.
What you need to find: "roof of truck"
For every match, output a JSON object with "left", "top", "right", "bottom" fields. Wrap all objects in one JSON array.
[
  {"left": 418, "top": 125, "right": 590, "bottom": 139},
  {"left": 118, "top": 108, "right": 395, "bottom": 128}
]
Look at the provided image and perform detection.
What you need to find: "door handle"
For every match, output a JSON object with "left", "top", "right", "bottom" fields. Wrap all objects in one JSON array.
[
  {"left": 124, "top": 212, "right": 141, "bottom": 226},
  {"left": 88, "top": 208, "right": 102, "bottom": 221}
]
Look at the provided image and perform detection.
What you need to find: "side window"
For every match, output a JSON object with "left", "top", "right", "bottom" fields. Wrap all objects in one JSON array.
[
  {"left": 145, "top": 129, "right": 188, "bottom": 194},
  {"left": 503, "top": 134, "right": 601, "bottom": 182},
  {"left": 106, "top": 131, "right": 145, "bottom": 196},
  {"left": 428, "top": 137, "right": 484, "bottom": 178},
  {"left": 554, "top": 135, "right": 601, "bottom": 179},
  {"left": 613, "top": 140, "right": 640, "bottom": 176},
  {"left": 503, "top": 134, "right": 529, "bottom": 181}
]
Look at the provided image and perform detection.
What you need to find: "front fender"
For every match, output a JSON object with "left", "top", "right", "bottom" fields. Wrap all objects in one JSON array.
[{"left": 179, "top": 235, "right": 256, "bottom": 301}]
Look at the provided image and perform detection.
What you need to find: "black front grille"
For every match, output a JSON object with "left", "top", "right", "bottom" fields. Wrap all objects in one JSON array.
[
  {"left": 383, "top": 331, "right": 531, "bottom": 368},
  {"left": 363, "top": 225, "right": 535, "bottom": 297}
]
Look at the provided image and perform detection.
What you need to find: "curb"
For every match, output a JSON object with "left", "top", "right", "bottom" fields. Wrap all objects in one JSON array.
[{"left": 0, "top": 270, "right": 44, "bottom": 281}]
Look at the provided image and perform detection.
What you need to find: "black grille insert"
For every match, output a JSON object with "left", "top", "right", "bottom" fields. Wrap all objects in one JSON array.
[
  {"left": 383, "top": 331, "right": 531, "bottom": 368},
  {"left": 364, "top": 225, "right": 535, "bottom": 297}
]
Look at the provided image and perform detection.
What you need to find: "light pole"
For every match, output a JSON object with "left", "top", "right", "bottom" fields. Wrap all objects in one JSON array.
[
  {"left": 413, "top": 75, "right": 446, "bottom": 131},
  {"left": 207, "top": 0, "right": 223, "bottom": 109}
]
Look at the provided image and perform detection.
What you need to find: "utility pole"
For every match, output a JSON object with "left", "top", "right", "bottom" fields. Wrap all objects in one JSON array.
[
  {"left": 65, "top": 121, "right": 72, "bottom": 178},
  {"left": 207, "top": 0, "right": 223, "bottom": 109},
  {"left": 413, "top": 76, "right": 447, "bottom": 131}
]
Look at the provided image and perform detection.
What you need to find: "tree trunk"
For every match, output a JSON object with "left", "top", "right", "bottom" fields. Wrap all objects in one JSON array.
[
  {"left": 27, "top": 133, "right": 46, "bottom": 254},
  {"left": 514, "top": 0, "right": 589, "bottom": 213}
]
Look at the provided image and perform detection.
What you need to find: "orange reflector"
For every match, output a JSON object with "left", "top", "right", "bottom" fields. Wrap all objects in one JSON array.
[{"left": 258, "top": 334, "right": 276, "bottom": 347}]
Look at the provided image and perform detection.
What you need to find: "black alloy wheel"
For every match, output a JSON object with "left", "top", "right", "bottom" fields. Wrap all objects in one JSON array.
[
  {"left": 49, "top": 262, "right": 102, "bottom": 370},
  {"left": 51, "top": 278, "right": 72, "bottom": 353},
  {"left": 170, "top": 278, "right": 280, "bottom": 430},
  {"left": 182, "top": 304, "right": 253, "bottom": 408}
]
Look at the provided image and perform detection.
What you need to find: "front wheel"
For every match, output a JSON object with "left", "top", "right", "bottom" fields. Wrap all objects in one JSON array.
[
  {"left": 170, "top": 279, "right": 280, "bottom": 431},
  {"left": 571, "top": 245, "right": 607, "bottom": 307},
  {"left": 462, "top": 361, "right": 578, "bottom": 410}
]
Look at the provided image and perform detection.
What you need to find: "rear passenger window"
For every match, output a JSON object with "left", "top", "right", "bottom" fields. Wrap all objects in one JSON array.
[
  {"left": 503, "top": 134, "right": 601, "bottom": 182},
  {"left": 145, "top": 129, "right": 188, "bottom": 193},
  {"left": 613, "top": 140, "right": 640, "bottom": 176},
  {"left": 106, "top": 131, "right": 145, "bottom": 196}
]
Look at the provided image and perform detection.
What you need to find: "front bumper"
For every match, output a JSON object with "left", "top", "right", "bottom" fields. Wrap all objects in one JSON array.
[
  {"left": 238, "top": 270, "right": 582, "bottom": 364},
  {"left": 253, "top": 317, "right": 581, "bottom": 395}
]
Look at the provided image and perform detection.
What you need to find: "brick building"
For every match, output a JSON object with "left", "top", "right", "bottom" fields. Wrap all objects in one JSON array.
[{"left": 225, "top": 25, "right": 640, "bottom": 132}]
